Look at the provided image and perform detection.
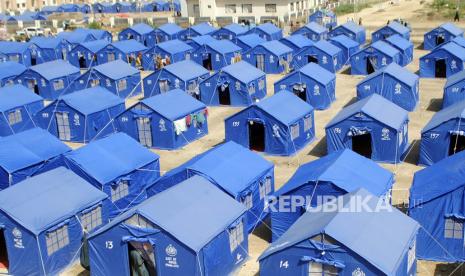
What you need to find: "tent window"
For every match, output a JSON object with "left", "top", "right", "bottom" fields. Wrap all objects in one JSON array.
[
  {"left": 242, "top": 194, "right": 253, "bottom": 209},
  {"left": 258, "top": 79, "right": 265, "bottom": 90},
  {"left": 259, "top": 177, "right": 272, "bottom": 199},
  {"left": 248, "top": 83, "right": 255, "bottom": 94},
  {"left": 118, "top": 79, "right": 127, "bottom": 91},
  {"left": 308, "top": 262, "right": 338, "bottom": 275},
  {"left": 159, "top": 80, "right": 170, "bottom": 93},
  {"left": 46, "top": 224, "right": 69, "bottom": 256},
  {"left": 8, "top": 109, "right": 22, "bottom": 125},
  {"left": 53, "top": 79, "right": 64, "bottom": 91},
  {"left": 80, "top": 206, "right": 102, "bottom": 232},
  {"left": 125, "top": 214, "right": 155, "bottom": 229},
  {"left": 229, "top": 221, "right": 244, "bottom": 252},
  {"left": 445, "top": 218, "right": 463, "bottom": 239},
  {"left": 56, "top": 112, "right": 71, "bottom": 141},
  {"left": 137, "top": 117, "right": 152, "bottom": 147},
  {"left": 407, "top": 240, "right": 416, "bottom": 272},
  {"left": 9, "top": 55, "right": 19, "bottom": 62},
  {"left": 304, "top": 115, "right": 312, "bottom": 132},
  {"left": 290, "top": 123, "right": 300, "bottom": 140},
  {"left": 111, "top": 180, "right": 129, "bottom": 202}
]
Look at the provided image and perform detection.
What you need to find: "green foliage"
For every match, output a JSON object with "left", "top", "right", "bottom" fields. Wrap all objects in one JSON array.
[
  {"left": 334, "top": 2, "right": 372, "bottom": 15},
  {"left": 87, "top": 21, "right": 102, "bottom": 30}
]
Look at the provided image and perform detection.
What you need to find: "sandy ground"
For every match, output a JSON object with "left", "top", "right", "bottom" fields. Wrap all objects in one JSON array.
[{"left": 59, "top": 0, "right": 465, "bottom": 275}]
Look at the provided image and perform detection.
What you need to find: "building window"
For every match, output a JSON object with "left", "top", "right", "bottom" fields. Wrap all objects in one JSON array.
[
  {"left": 445, "top": 218, "right": 463, "bottom": 239},
  {"left": 259, "top": 177, "right": 272, "bottom": 199},
  {"left": 242, "top": 194, "right": 253, "bottom": 209},
  {"left": 265, "top": 4, "right": 277, "bottom": 13},
  {"left": 290, "top": 2, "right": 294, "bottom": 11},
  {"left": 8, "top": 109, "right": 22, "bottom": 125},
  {"left": 242, "top": 4, "right": 252, "bottom": 13},
  {"left": 125, "top": 214, "right": 155, "bottom": 229},
  {"left": 225, "top": 4, "right": 236, "bottom": 14},
  {"left": 229, "top": 220, "right": 244, "bottom": 252},
  {"left": 308, "top": 262, "right": 338, "bottom": 275},
  {"left": 304, "top": 115, "right": 312, "bottom": 132},
  {"left": 80, "top": 206, "right": 103, "bottom": 232},
  {"left": 53, "top": 79, "right": 64, "bottom": 91},
  {"left": 117, "top": 79, "right": 127, "bottom": 91},
  {"left": 111, "top": 180, "right": 129, "bottom": 202},
  {"left": 290, "top": 123, "right": 300, "bottom": 140},
  {"left": 46, "top": 224, "right": 70, "bottom": 256},
  {"left": 407, "top": 240, "right": 416, "bottom": 272}
]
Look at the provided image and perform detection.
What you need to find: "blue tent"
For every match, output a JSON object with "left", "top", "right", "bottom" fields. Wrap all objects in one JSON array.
[
  {"left": 235, "top": 34, "right": 266, "bottom": 52},
  {"left": 292, "top": 22, "right": 328, "bottom": 41},
  {"left": 0, "top": 167, "right": 110, "bottom": 276},
  {"left": 63, "top": 133, "right": 160, "bottom": 218},
  {"left": 142, "top": 39, "right": 193, "bottom": 70},
  {"left": 187, "top": 34, "right": 217, "bottom": 50},
  {"left": 308, "top": 9, "right": 337, "bottom": 29},
  {"left": 409, "top": 150, "right": 465, "bottom": 261},
  {"left": 279, "top": 34, "right": 313, "bottom": 53},
  {"left": 89, "top": 175, "right": 247, "bottom": 276},
  {"left": 57, "top": 31, "right": 96, "bottom": 49},
  {"left": 179, "top": 22, "right": 217, "bottom": 41},
  {"left": 384, "top": 34, "right": 414, "bottom": 66},
  {"left": 74, "top": 60, "right": 142, "bottom": 98},
  {"left": 420, "top": 42, "right": 465, "bottom": 78},
  {"left": 225, "top": 93, "right": 315, "bottom": 156},
  {"left": 0, "top": 85, "right": 43, "bottom": 136},
  {"left": 153, "top": 23, "right": 184, "bottom": 43},
  {"left": 274, "top": 63, "right": 336, "bottom": 110},
  {"left": 115, "top": 89, "right": 208, "bottom": 149},
  {"left": 419, "top": 100, "right": 465, "bottom": 166},
  {"left": 142, "top": 0, "right": 164, "bottom": 12},
  {"left": 143, "top": 60, "right": 209, "bottom": 98},
  {"left": 270, "top": 150, "right": 394, "bottom": 241},
  {"left": 372, "top": 21, "right": 411, "bottom": 42},
  {"left": 443, "top": 70, "right": 465, "bottom": 108},
  {"left": 40, "top": 6, "right": 59, "bottom": 14},
  {"left": 114, "top": 2, "right": 135, "bottom": 13},
  {"left": 0, "top": 41, "right": 32, "bottom": 66},
  {"left": 243, "top": 40, "right": 293, "bottom": 74},
  {"left": 68, "top": 39, "right": 110, "bottom": 69},
  {"left": 0, "top": 62, "right": 26, "bottom": 86},
  {"left": 15, "top": 60, "right": 80, "bottom": 100},
  {"left": 118, "top": 23, "right": 156, "bottom": 47},
  {"left": 147, "top": 141, "right": 274, "bottom": 232},
  {"left": 329, "top": 21, "right": 366, "bottom": 44},
  {"left": 213, "top": 23, "right": 248, "bottom": 41},
  {"left": 326, "top": 94, "right": 409, "bottom": 163},
  {"left": 93, "top": 2, "right": 115, "bottom": 13},
  {"left": 74, "top": 28, "right": 113, "bottom": 42},
  {"left": 451, "top": 35, "right": 465, "bottom": 48},
  {"left": 0, "top": 128, "right": 70, "bottom": 190},
  {"left": 423, "top": 22, "right": 464, "bottom": 50},
  {"left": 199, "top": 60, "right": 266, "bottom": 106},
  {"left": 58, "top": 3, "right": 80, "bottom": 12},
  {"left": 77, "top": 4, "right": 91, "bottom": 13},
  {"left": 261, "top": 189, "right": 419, "bottom": 276},
  {"left": 328, "top": 34, "right": 359, "bottom": 65},
  {"left": 356, "top": 63, "right": 419, "bottom": 111},
  {"left": 35, "top": 87, "right": 125, "bottom": 143},
  {"left": 191, "top": 40, "right": 242, "bottom": 71},
  {"left": 350, "top": 40, "right": 401, "bottom": 75},
  {"left": 28, "top": 37, "right": 67, "bottom": 65},
  {"left": 96, "top": 39, "right": 147, "bottom": 67},
  {"left": 293, "top": 40, "right": 344, "bottom": 73},
  {"left": 247, "top": 22, "right": 283, "bottom": 41}
]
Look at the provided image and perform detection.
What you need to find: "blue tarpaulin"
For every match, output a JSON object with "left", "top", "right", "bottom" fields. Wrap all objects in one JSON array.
[
  {"left": 292, "top": 22, "right": 328, "bottom": 41},
  {"left": 385, "top": 34, "right": 414, "bottom": 66},
  {"left": 118, "top": 23, "right": 155, "bottom": 47},
  {"left": 279, "top": 34, "right": 313, "bottom": 53},
  {"left": 191, "top": 39, "right": 242, "bottom": 71},
  {"left": 329, "top": 21, "right": 366, "bottom": 44},
  {"left": 372, "top": 21, "right": 411, "bottom": 42},
  {"left": 153, "top": 23, "right": 184, "bottom": 42},
  {"left": 0, "top": 41, "right": 32, "bottom": 66},
  {"left": 0, "top": 61, "right": 26, "bottom": 86},
  {"left": 213, "top": 23, "right": 248, "bottom": 41},
  {"left": 95, "top": 39, "right": 147, "bottom": 67},
  {"left": 350, "top": 40, "right": 401, "bottom": 75},
  {"left": 243, "top": 40, "right": 293, "bottom": 74},
  {"left": 328, "top": 34, "right": 360, "bottom": 65},
  {"left": 68, "top": 39, "right": 110, "bottom": 68},
  {"left": 423, "top": 22, "right": 464, "bottom": 50},
  {"left": 443, "top": 70, "right": 465, "bottom": 108},
  {"left": 28, "top": 37, "right": 67, "bottom": 65},
  {"left": 293, "top": 40, "right": 344, "bottom": 73},
  {"left": 143, "top": 39, "right": 193, "bottom": 70},
  {"left": 247, "top": 22, "right": 283, "bottom": 41},
  {"left": 179, "top": 22, "right": 217, "bottom": 41},
  {"left": 308, "top": 10, "right": 337, "bottom": 29},
  {"left": 420, "top": 42, "right": 465, "bottom": 78},
  {"left": 235, "top": 34, "right": 266, "bottom": 51}
]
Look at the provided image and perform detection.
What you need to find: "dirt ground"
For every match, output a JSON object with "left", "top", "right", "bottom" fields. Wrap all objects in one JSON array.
[{"left": 59, "top": 0, "right": 465, "bottom": 275}]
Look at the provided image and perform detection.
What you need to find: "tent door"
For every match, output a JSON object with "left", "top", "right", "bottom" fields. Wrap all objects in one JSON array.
[
  {"left": 307, "top": 55, "right": 318, "bottom": 64},
  {"left": 56, "top": 112, "right": 71, "bottom": 141},
  {"left": 248, "top": 120, "right": 265, "bottom": 152},
  {"left": 449, "top": 134, "right": 465, "bottom": 156},
  {"left": 137, "top": 117, "right": 153, "bottom": 147},
  {"left": 27, "top": 79, "right": 39, "bottom": 95},
  {"left": 31, "top": 55, "right": 37, "bottom": 66},
  {"left": 128, "top": 242, "right": 157, "bottom": 276},
  {"left": 62, "top": 49, "right": 67, "bottom": 60},
  {"left": 202, "top": 53, "right": 212, "bottom": 70},
  {"left": 153, "top": 6, "right": 157, "bottom": 12},
  {"left": 90, "top": 79, "right": 100, "bottom": 87},
  {"left": 436, "top": 34, "right": 445, "bottom": 46},
  {"left": 292, "top": 84, "right": 307, "bottom": 102},
  {"left": 366, "top": 56, "right": 376, "bottom": 74},
  {"left": 218, "top": 84, "right": 231, "bottom": 105},
  {"left": 108, "top": 53, "right": 115, "bottom": 62},
  {"left": 256, "top": 54, "right": 265, "bottom": 71},
  {"left": 435, "top": 59, "right": 447, "bottom": 78},
  {"left": 79, "top": 56, "right": 86, "bottom": 68},
  {"left": 351, "top": 133, "right": 372, "bottom": 158},
  {"left": 0, "top": 229, "right": 9, "bottom": 273}
]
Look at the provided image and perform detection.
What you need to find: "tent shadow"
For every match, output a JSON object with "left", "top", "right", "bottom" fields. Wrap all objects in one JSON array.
[
  {"left": 343, "top": 96, "right": 358, "bottom": 107},
  {"left": 340, "top": 66, "right": 352, "bottom": 75},
  {"left": 416, "top": 42, "right": 424, "bottom": 50},
  {"left": 435, "top": 263, "right": 465, "bottom": 275},
  {"left": 403, "top": 139, "right": 420, "bottom": 165},
  {"left": 251, "top": 217, "right": 272, "bottom": 243},
  {"left": 77, "top": 270, "right": 90, "bottom": 276},
  {"left": 427, "top": 98, "right": 443, "bottom": 112},
  {"left": 308, "top": 137, "right": 327, "bottom": 157}
]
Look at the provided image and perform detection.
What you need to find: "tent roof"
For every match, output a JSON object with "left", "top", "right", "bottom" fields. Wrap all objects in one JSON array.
[
  {"left": 313, "top": 40, "right": 341, "bottom": 55},
  {"left": 29, "top": 36, "right": 63, "bottom": 49},
  {"left": 190, "top": 34, "right": 216, "bottom": 46},
  {"left": 259, "top": 40, "right": 293, "bottom": 56},
  {"left": 30, "top": 60, "right": 80, "bottom": 80},
  {"left": 0, "top": 84, "right": 43, "bottom": 111},
  {"left": 59, "top": 86, "right": 124, "bottom": 115},
  {"left": 338, "top": 21, "right": 365, "bottom": 34},
  {"left": 439, "top": 42, "right": 465, "bottom": 60},
  {"left": 260, "top": 189, "right": 419, "bottom": 276},
  {"left": 78, "top": 39, "right": 110, "bottom": 53},
  {"left": 0, "top": 61, "right": 26, "bottom": 80},
  {"left": 329, "top": 34, "right": 359, "bottom": 48},
  {"left": 92, "top": 175, "right": 246, "bottom": 252},
  {"left": 126, "top": 23, "right": 154, "bottom": 35},
  {"left": 0, "top": 128, "right": 70, "bottom": 173},
  {"left": 452, "top": 36, "right": 465, "bottom": 48},
  {"left": 0, "top": 167, "right": 107, "bottom": 234},
  {"left": 206, "top": 39, "right": 241, "bottom": 54},
  {"left": 436, "top": 22, "right": 464, "bottom": 36},
  {"left": 221, "top": 23, "right": 248, "bottom": 35},
  {"left": 298, "top": 62, "right": 335, "bottom": 84},
  {"left": 255, "top": 22, "right": 282, "bottom": 35},
  {"left": 370, "top": 40, "right": 400, "bottom": 57},
  {"left": 157, "top": 23, "right": 183, "bottom": 35},
  {"left": 64, "top": 133, "right": 159, "bottom": 184},
  {"left": 236, "top": 34, "right": 266, "bottom": 48},
  {"left": 301, "top": 22, "right": 327, "bottom": 34},
  {"left": 385, "top": 34, "right": 413, "bottom": 51},
  {"left": 190, "top": 22, "right": 217, "bottom": 35},
  {"left": 275, "top": 149, "right": 393, "bottom": 197},
  {"left": 446, "top": 68, "right": 465, "bottom": 87},
  {"left": 255, "top": 92, "right": 314, "bottom": 126},
  {"left": 327, "top": 94, "right": 408, "bottom": 130},
  {"left": 280, "top": 34, "right": 313, "bottom": 49},
  {"left": 422, "top": 100, "right": 465, "bottom": 132},
  {"left": 384, "top": 21, "right": 410, "bottom": 35},
  {"left": 74, "top": 28, "right": 111, "bottom": 40},
  {"left": 141, "top": 89, "right": 206, "bottom": 121},
  {"left": 311, "top": 9, "right": 335, "bottom": 17},
  {"left": 155, "top": 39, "right": 192, "bottom": 54},
  {"left": 221, "top": 60, "right": 266, "bottom": 84},
  {"left": 0, "top": 41, "right": 30, "bottom": 54},
  {"left": 111, "top": 39, "right": 147, "bottom": 53},
  {"left": 93, "top": 60, "right": 139, "bottom": 80},
  {"left": 163, "top": 60, "right": 209, "bottom": 81},
  {"left": 361, "top": 63, "right": 418, "bottom": 88},
  {"left": 57, "top": 31, "right": 93, "bottom": 44}
]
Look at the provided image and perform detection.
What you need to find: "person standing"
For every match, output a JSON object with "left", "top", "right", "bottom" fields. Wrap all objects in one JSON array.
[{"left": 455, "top": 7, "right": 460, "bottom": 22}]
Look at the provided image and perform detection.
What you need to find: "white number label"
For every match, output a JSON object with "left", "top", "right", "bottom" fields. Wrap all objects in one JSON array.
[
  {"left": 105, "top": 241, "right": 113, "bottom": 249},
  {"left": 430, "top": 133, "right": 440, "bottom": 139},
  {"left": 279, "top": 260, "right": 289, "bottom": 268},
  {"left": 333, "top": 128, "right": 342, "bottom": 134},
  {"left": 232, "top": 121, "right": 240, "bottom": 127}
]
